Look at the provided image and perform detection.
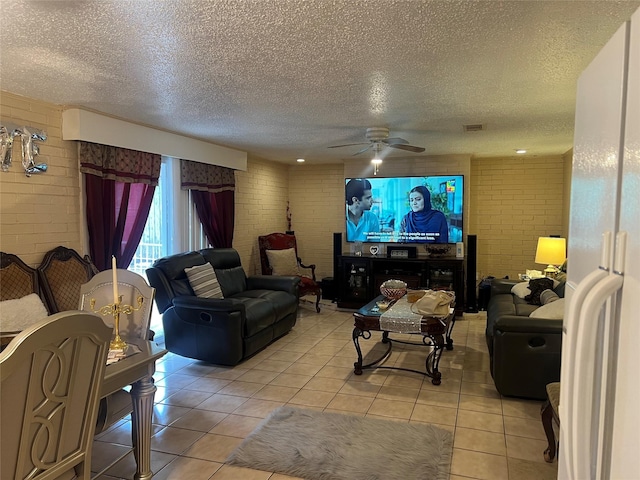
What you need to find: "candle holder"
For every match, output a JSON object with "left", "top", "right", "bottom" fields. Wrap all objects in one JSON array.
[{"left": 90, "top": 295, "right": 144, "bottom": 350}]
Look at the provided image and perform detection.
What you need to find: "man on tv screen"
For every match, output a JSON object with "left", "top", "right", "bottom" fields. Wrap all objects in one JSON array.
[{"left": 346, "top": 178, "right": 380, "bottom": 241}]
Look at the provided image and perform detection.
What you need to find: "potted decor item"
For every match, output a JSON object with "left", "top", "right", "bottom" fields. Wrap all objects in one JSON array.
[{"left": 380, "top": 279, "right": 407, "bottom": 300}]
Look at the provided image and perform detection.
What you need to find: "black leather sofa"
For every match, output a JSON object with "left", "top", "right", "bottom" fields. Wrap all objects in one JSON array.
[
  {"left": 147, "top": 248, "right": 300, "bottom": 366},
  {"left": 486, "top": 278, "right": 564, "bottom": 400}
]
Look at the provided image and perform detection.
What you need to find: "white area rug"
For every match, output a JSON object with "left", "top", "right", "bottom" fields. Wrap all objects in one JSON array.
[{"left": 226, "top": 406, "right": 453, "bottom": 480}]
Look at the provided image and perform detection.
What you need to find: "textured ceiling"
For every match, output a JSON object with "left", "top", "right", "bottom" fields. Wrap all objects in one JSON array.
[{"left": 1, "top": 0, "right": 639, "bottom": 164}]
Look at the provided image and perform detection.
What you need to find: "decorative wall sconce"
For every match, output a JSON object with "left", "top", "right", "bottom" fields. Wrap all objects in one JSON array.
[{"left": 1, "top": 124, "right": 48, "bottom": 177}]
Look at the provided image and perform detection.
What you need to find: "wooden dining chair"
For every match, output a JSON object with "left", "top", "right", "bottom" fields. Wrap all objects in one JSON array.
[
  {"left": 78, "top": 268, "right": 156, "bottom": 434},
  {"left": 1, "top": 311, "right": 112, "bottom": 480}
]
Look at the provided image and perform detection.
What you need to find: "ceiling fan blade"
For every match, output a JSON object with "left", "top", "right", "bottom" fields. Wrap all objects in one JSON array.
[
  {"left": 328, "top": 142, "right": 368, "bottom": 149},
  {"left": 389, "top": 143, "right": 426, "bottom": 153},
  {"left": 384, "top": 137, "right": 409, "bottom": 145},
  {"left": 352, "top": 144, "right": 373, "bottom": 156}
]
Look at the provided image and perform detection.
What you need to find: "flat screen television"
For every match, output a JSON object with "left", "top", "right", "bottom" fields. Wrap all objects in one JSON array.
[{"left": 345, "top": 175, "right": 463, "bottom": 244}]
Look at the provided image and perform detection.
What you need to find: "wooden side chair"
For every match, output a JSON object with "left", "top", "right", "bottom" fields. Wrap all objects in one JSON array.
[
  {"left": 0, "top": 252, "right": 46, "bottom": 348},
  {"left": 541, "top": 381, "right": 561, "bottom": 462},
  {"left": 1, "top": 311, "right": 112, "bottom": 480},
  {"left": 37, "top": 246, "right": 98, "bottom": 313},
  {"left": 78, "top": 268, "right": 156, "bottom": 434},
  {"left": 258, "top": 232, "right": 322, "bottom": 313}
]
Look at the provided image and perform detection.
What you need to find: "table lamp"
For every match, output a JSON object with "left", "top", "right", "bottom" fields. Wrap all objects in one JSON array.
[{"left": 535, "top": 237, "right": 566, "bottom": 278}]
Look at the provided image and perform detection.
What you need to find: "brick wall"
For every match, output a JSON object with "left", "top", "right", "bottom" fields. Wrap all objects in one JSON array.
[
  {"left": 233, "top": 154, "right": 289, "bottom": 274},
  {"left": 0, "top": 92, "right": 82, "bottom": 266},
  {"left": 469, "top": 155, "right": 567, "bottom": 280}
]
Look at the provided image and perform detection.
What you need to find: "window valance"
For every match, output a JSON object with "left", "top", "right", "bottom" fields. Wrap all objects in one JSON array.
[
  {"left": 79, "top": 141, "right": 161, "bottom": 185},
  {"left": 180, "top": 159, "right": 235, "bottom": 193}
]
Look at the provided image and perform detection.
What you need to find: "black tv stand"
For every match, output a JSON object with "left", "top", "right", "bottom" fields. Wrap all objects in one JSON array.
[{"left": 336, "top": 255, "right": 465, "bottom": 316}]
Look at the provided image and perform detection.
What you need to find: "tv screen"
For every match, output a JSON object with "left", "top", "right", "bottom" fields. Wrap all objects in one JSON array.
[{"left": 345, "top": 175, "right": 463, "bottom": 244}]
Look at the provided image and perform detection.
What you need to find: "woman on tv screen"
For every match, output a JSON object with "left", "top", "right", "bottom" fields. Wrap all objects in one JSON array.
[{"left": 398, "top": 185, "right": 449, "bottom": 243}]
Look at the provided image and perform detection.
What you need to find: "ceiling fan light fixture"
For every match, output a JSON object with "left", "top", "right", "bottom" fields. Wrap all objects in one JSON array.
[{"left": 296, "top": 158, "right": 305, "bottom": 162}]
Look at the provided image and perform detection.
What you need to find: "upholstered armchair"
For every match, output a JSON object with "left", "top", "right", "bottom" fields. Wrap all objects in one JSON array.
[{"left": 258, "top": 232, "right": 322, "bottom": 313}]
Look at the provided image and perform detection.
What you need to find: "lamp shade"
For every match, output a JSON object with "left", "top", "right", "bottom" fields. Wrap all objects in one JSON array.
[{"left": 535, "top": 237, "right": 566, "bottom": 266}]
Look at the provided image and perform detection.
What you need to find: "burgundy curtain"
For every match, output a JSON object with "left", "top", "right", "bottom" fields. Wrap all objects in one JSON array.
[
  {"left": 80, "top": 142, "right": 161, "bottom": 271},
  {"left": 180, "top": 160, "right": 235, "bottom": 248}
]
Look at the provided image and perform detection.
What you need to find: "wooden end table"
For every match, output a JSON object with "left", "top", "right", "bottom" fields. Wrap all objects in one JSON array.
[{"left": 352, "top": 295, "right": 456, "bottom": 385}]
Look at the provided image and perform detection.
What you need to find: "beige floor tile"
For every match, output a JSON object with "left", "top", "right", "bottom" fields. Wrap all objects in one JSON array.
[
  {"left": 454, "top": 426, "right": 507, "bottom": 456},
  {"left": 502, "top": 397, "right": 544, "bottom": 420},
  {"left": 462, "top": 369, "right": 493, "bottom": 384},
  {"left": 152, "top": 403, "right": 193, "bottom": 426},
  {"left": 91, "top": 441, "right": 131, "bottom": 474},
  {"left": 154, "top": 373, "right": 200, "bottom": 389},
  {"left": 209, "top": 413, "right": 264, "bottom": 437},
  {"left": 314, "top": 364, "right": 353, "bottom": 380},
  {"left": 302, "top": 376, "right": 346, "bottom": 393},
  {"left": 416, "top": 389, "right": 460, "bottom": 408},
  {"left": 461, "top": 381, "right": 502, "bottom": 398},
  {"left": 283, "top": 362, "right": 324, "bottom": 376},
  {"left": 150, "top": 426, "right": 206, "bottom": 454},
  {"left": 103, "top": 450, "right": 176, "bottom": 479},
  {"left": 236, "top": 369, "right": 281, "bottom": 384},
  {"left": 153, "top": 456, "right": 222, "bottom": 480},
  {"left": 459, "top": 393, "right": 503, "bottom": 414},
  {"left": 450, "top": 448, "right": 509, "bottom": 480},
  {"left": 287, "top": 389, "right": 336, "bottom": 408},
  {"left": 209, "top": 464, "right": 273, "bottom": 479},
  {"left": 197, "top": 394, "right": 248, "bottom": 413},
  {"left": 267, "top": 350, "right": 305, "bottom": 363},
  {"left": 297, "top": 352, "right": 335, "bottom": 364},
  {"left": 376, "top": 384, "right": 420, "bottom": 402},
  {"left": 183, "top": 433, "right": 244, "bottom": 463},
  {"left": 269, "top": 372, "right": 313, "bottom": 388},
  {"left": 218, "top": 381, "right": 266, "bottom": 397},
  {"left": 232, "top": 398, "right": 284, "bottom": 418},
  {"left": 507, "top": 457, "right": 559, "bottom": 480},
  {"left": 250, "top": 359, "right": 293, "bottom": 373},
  {"left": 410, "top": 403, "right": 457, "bottom": 426},
  {"left": 252, "top": 384, "right": 299, "bottom": 402},
  {"left": 207, "top": 368, "right": 250, "bottom": 381},
  {"left": 182, "top": 377, "right": 232, "bottom": 393},
  {"left": 348, "top": 370, "right": 389, "bottom": 385},
  {"left": 506, "top": 435, "right": 550, "bottom": 463},
  {"left": 382, "top": 373, "right": 424, "bottom": 389},
  {"left": 169, "top": 408, "right": 228, "bottom": 432},
  {"left": 338, "top": 380, "right": 382, "bottom": 397},
  {"left": 503, "top": 415, "right": 547, "bottom": 440},
  {"left": 366, "top": 398, "right": 415, "bottom": 420},
  {"left": 161, "top": 389, "right": 214, "bottom": 408},
  {"left": 421, "top": 377, "right": 462, "bottom": 394},
  {"left": 326, "top": 393, "right": 374, "bottom": 413},
  {"left": 456, "top": 409, "right": 504, "bottom": 433},
  {"left": 177, "top": 363, "right": 219, "bottom": 377}
]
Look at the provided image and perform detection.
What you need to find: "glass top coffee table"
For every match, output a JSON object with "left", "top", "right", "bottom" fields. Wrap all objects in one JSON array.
[{"left": 352, "top": 294, "right": 456, "bottom": 385}]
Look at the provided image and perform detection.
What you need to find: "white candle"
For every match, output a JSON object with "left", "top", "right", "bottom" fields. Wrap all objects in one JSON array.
[{"left": 112, "top": 256, "right": 119, "bottom": 303}]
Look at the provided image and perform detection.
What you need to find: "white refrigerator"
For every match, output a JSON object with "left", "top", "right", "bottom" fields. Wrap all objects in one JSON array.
[{"left": 559, "top": 6, "right": 640, "bottom": 480}]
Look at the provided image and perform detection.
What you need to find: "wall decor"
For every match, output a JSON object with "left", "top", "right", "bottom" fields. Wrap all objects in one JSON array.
[{"left": 1, "top": 124, "right": 48, "bottom": 176}]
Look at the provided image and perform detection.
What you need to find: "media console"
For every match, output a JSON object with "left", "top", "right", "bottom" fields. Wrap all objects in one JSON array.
[{"left": 336, "top": 255, "right": 465, "bottom": 316}]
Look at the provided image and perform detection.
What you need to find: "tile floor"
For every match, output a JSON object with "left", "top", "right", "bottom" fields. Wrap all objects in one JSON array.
[{"left": 92, "top": 300, "right": 559, "bottom": 480}]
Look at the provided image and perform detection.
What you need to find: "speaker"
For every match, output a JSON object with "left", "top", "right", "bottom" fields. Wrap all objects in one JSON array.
[
  {"left": 466, "top": 234, "right": 478, "bottom": 313},
  {"left": 333, "top": 232, "right": 342, "bottom": 279}
]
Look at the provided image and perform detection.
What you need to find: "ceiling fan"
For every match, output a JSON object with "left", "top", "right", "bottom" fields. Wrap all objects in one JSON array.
[{"left": 328, "top": 127, "right": 426, "bottom": 155}]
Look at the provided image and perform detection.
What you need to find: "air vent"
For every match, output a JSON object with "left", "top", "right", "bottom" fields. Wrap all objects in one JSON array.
[{"left": 463, "top": 124, "right": 484, "bottom": 132}]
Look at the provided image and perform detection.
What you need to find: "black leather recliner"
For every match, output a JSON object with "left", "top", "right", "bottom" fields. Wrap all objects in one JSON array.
[
  {"left": 146, "top": 248, "right": 300, "bottom": 366},
  {"left": 486, "top": 278, "right": 563, "bottom": 400}
]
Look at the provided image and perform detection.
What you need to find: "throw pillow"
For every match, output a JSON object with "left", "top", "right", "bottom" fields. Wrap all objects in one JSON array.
[
  {"left": 0, "top": 293, "right": 49, "bottom": 332},
  {"left": 512, "top": 278, "right": 561, "bottom": 299},
  {"left": 540, "top": 289, "right": 560, "bottom": 305},
  {"left": 530, "top": 298, "right": 565, "bottom": 319},
  {"left": 184, "top": 263, "right": 224, "bottom": 299},
  {"left": 266, "top": 248, "right": 300, "bottom": 276},
  {"left": 525, "top": 277, "right": 554, "bottom": 305}
]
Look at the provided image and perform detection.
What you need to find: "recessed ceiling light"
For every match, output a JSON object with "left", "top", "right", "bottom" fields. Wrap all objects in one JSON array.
[
  {"left": 516, "top": 149, "right": 527, "bottom": 154},
  {"left": 296, "top": 158, "right": 305, "bottom": 163}
]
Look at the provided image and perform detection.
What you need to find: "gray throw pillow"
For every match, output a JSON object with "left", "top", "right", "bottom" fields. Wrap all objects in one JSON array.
[
  {"left": 540, "top": 289, "right": 560, "bottom": 305},
  {"left": 184, "top": 263, "right": 224, "bottom": 299}
]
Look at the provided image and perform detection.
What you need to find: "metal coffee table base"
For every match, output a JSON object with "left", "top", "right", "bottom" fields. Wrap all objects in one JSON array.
[{"left": 352, "top": 328, "right": 446, "bottom": 385}]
